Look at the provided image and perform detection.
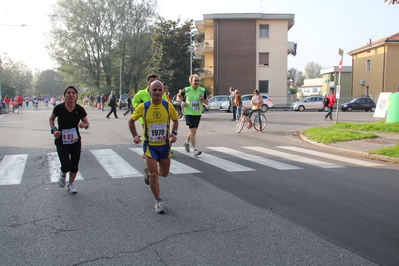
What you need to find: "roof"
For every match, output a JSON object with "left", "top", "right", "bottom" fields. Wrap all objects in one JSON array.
[
  {"left": 348, "top": 32, "right": 399, "bottom": 55},
  {"left": 195, "top": 13, "right": 295, "bottom": 30}
]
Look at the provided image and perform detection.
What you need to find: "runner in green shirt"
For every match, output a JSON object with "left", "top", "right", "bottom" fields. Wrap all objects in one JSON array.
[
  {"left": 132, "top": 74, "right": 168, "bottom": 124},
  {"left": 181, "top": 74, "right": 209, "bottom": 157}
]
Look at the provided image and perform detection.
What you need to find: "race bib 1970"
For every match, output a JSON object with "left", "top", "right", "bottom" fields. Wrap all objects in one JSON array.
[{"left": 149, "top": 123, "right": 167, "bottom": 142}]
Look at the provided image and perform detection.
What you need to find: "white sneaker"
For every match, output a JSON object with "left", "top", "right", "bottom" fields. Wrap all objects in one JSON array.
[
  {"left": 58, "top": 173, "right": 66, "bottom": 188},
  {"left": 154, "top": 201, "right": 166, "bottom": 214},
  {"left": 194, "top": 150, "right": 202, "bottom": 157},
  {"left": 67, "top": 183, "right": 78, "bottom": 194},
  {"left": 183, "top": 142, "right": 190, "bottom": 153}
]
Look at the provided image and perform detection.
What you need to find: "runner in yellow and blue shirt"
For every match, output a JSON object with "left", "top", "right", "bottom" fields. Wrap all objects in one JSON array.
[
  {"left": 180, "top": 74, "right": 209, "bottom": 157},
  {"left": 128, "top": 80, "right": 178, "bottom": 214}
]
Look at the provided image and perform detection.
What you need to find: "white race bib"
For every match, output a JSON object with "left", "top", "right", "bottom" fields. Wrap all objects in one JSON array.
[
  {"left": 149, "top": 123, "right": 167, "bottom": 142},
  {"left": 191, "top": 100, "right": 200, "bottom": 110},
  {"left": 62, "top": 128, "right": 79, "bottom": 144}
]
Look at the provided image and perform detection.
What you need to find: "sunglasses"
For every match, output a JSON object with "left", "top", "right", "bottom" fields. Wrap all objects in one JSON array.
[{"left": 152, "top": 88, "right": 163, "bottom": 92}]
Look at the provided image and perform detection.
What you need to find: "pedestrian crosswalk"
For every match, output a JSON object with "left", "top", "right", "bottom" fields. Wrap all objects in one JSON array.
[{"left": 0, "top": 146, "right": 384, "bottom": 186}]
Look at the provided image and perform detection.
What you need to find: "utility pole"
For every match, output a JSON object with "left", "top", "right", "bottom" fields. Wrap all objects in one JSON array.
[{"left": 335, "top": 48, "right": 344, "bottom": 124}]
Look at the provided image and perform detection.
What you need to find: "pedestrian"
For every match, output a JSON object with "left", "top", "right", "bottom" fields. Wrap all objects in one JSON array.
[
  {"left": 181, "top": 74, "right": 209, "bottom": 156},
  {"left": 33, "top": 97, "right": 39, "bottom": 109},
  {"left": 16, "top": 94, "right": 23, "bottom": 113},
  {"left": 101, "top": 93, "right": 106, "bottom": 111},
  {"left": 164, "top": 84, "right": 172, "bottom": 102},
  {"left": 123, "top": 93, "right": 133, "bottom": 116},
  {"left": 50, "top": 95, "right": 57, "bottom": 109},
  {"left": 24, "top": 95, "right": 30, "bottom": 108},
  {"left": 324, "top": 89, "right": 337, "bottom": 121},
  {"left": 128, "top": 80, "right": 179, "bottom": 214},
  {"left": 234, "top": 89, "right": 242, "bottom": 122},
  {"left": 106, "top": 90, "right": 118, "bottom": 119},
  {"left": 96, "top": 94, "right": 101, "bottom": 109},
  {"left": 248, "top": 89, "right": 264, "bottom": 133},
  {"left": 4, "top": 95, "right": 11, "bottom": 113},
  {"left": 229, "top": 87, "right": 236, "bottom": 121},
  {"left": 49, "top": 86, "right": 90, "bottom": 194}
]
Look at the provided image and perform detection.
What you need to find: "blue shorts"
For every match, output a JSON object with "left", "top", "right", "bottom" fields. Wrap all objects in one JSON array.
[{"left": 143, "top": 143, "right": 171, "bottom": 161}]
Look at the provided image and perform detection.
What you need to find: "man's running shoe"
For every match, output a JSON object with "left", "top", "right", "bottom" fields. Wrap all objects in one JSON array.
[
  {"left": 184, "top": 142, "right": 190, "bottom": 153},
  {"left": 194, "top": 150, "right": 202, "bottom": 157},
  {"left": 58, "top": 172, "right": 66, "bottom": 188},
  {"left": 67, "top": 183, "right": 77, "bottom": 194},
  {"left": 143, "top": 165, "right": 150, "bottom": 185},
  {"left": 154, "top": 201, "right": 166, "bottom": 214}
]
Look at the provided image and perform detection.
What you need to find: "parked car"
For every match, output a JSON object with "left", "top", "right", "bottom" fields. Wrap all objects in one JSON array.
[
  {"left": 208, "top": 95, "right": 230, "bottom": 110},
  {"left": 290, "top": 96, "right": 328, "bottom": 112},
  {"left": 340, "top": 97, "right": 376, "bottom": 112},
  {"left": 118, "top": 94, "right": 128, "bottom": 109},
  {"left": 220, "top": 94, "right": 274, "bottom": 112}
]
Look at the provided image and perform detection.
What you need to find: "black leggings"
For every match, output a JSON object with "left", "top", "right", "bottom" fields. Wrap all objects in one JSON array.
[{"left": 56, "top": 141, "right": 82, "bottom": 173}]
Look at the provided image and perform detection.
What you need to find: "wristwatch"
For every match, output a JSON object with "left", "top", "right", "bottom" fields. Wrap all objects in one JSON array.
[
  {"left": 51, "top": 127, "right": 57, "bottom": 134},
  {"left": 172, "top": 130, "right": 178, "bottom": 135}
]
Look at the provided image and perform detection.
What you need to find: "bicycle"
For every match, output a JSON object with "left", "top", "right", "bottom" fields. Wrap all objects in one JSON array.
[{"left": 236, "top": 107, "right": 267, "bottom": 133}]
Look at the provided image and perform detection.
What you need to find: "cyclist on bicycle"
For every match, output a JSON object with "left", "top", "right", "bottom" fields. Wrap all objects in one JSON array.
[{"left": 248, "top": 89, "right": 263, "bottom": 133}]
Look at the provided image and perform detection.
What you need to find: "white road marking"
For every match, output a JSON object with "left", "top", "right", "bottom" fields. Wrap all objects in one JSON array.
[
  {"left": 91, "top": 149, "right": 142, "bottom": 178},
  {"left": 0, "top": 154, "right": 28, "bottom": 185}
]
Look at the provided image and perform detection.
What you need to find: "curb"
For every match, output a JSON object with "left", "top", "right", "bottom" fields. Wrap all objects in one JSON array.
[{"left": 298, "top": 132, "right": 399, "bottom": 164}]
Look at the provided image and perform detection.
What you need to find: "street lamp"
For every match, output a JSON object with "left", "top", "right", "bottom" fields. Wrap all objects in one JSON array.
[{"left": 119, "top": 55, "right": 130, "bottom": 98}]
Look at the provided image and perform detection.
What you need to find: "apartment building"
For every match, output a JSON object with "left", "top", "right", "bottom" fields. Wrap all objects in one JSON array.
[
  {"left": 320, "top": 66, "right": 352, "bottom": 99},
  {"left": 348, "top": 32, "right": 399, "bottom": 101},
  {"left": 194, "top": 13, "right": 296, "bottom": 103}
]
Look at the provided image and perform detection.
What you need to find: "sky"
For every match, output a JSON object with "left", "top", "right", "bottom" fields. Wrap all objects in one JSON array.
[{"left": 1, "top": 0, "right": 398, "bottom": 73}]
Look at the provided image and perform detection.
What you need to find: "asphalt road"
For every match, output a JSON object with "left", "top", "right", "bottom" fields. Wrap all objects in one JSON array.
[{"left": 1, "top": 103, "right": 398, "bottom": 265}]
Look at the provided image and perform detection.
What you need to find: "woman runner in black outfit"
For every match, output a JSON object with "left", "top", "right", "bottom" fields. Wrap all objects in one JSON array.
[{"left": 49, "top": 86, "right": 90, "bottom": 194}]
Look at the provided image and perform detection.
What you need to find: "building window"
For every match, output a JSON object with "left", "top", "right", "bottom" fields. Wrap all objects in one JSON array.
[
  {"left": 259, "top": 53, "right": 269, "bottom": 66},
  {"left": 366, "top": 59, "right": 371, "bottom": 73},
  {"left": 259, "top": 25, "right": 269, "bottom": 38},
  {"left": 259, "top": 80, "right": 269, "bottom": 93}
]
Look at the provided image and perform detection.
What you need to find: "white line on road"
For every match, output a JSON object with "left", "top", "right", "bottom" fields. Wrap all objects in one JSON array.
[
  {"left": 243, "top": 146, "right": 344, "bottom": 169},
  {"left": 277, "top": 146, "right": 383, "bottom": 167},
  {"left": 0, "top": 154, "right": 28, "bottom": 185},
  {"left": 91, "top": 149, "right": 142, "bottom": 178},
  {"left": 208, "top": 147, "right": 302, "bottom": 170},
  {"left": 129, "top": 148, "right": 201, "bottom": 174},
  {"left": 47, "top": 152, "right": 84, "bottom": 182},
  {"left": 173, "top": 147, "right": 255, "bottom": 172}
]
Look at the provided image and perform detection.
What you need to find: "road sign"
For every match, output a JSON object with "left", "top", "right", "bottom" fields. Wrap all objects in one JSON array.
[{"left": 338, "top": 48, "right": 344, "bottom": 56}]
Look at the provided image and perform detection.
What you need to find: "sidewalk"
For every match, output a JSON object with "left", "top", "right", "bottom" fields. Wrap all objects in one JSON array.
[{"left": 299, "top": 132, "right": 399, "bottom": 164}]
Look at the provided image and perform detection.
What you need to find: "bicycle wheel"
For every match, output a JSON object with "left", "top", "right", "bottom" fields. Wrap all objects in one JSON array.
[
  {"left": 253, "top": 114, "right": 267, "bottom": 131},
  {"left": 236, "top": 116, "right": 246, "bottom": 133}
]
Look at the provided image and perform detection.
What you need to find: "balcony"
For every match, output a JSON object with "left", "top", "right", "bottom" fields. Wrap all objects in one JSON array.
[
  {"left": 194, "top": 39, "right": 214, "bottom": 55},
  {"left": 288, "top": 42, "right": 297, "bottom": 56},
  {"left": 199, "top": 66, "right": 214, "bottom": 78}
]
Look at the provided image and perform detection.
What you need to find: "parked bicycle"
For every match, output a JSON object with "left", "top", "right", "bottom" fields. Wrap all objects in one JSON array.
[{"left": 236, "top": 107, "right": 267, "bottom": 133}]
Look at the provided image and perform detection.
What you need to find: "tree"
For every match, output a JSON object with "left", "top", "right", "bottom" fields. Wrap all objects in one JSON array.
[
  {"left": 34, "top": 70, "right": 68, "bottom": 96},
  {"left": 0, "top": 57, "right": 32, "bottom": 97},
  {"left": 304, "top": 61, "right": 322, "bottom": 79},
  {"left": 148, "top": 18, "right": 201, "bottom": 95},
  {"left": 385, "top": 0, "right": 398, "bottom": 4},
  {"left": 48, "top": 0, "right": 157, "bottom": 92},
  {"left": 296, "top": 71, "right": 305, "bottom": 87}
]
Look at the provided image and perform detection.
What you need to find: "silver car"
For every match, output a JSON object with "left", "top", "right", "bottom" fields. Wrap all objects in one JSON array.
[
  {"left": 290, "top": 96, "right": 328, "bottom": 112},
  {"left": 208, "top": 95, "right": 230, "bottom": 110},
  {"left": 220, "top": 94, "right": 274, "bottom": 112}
]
